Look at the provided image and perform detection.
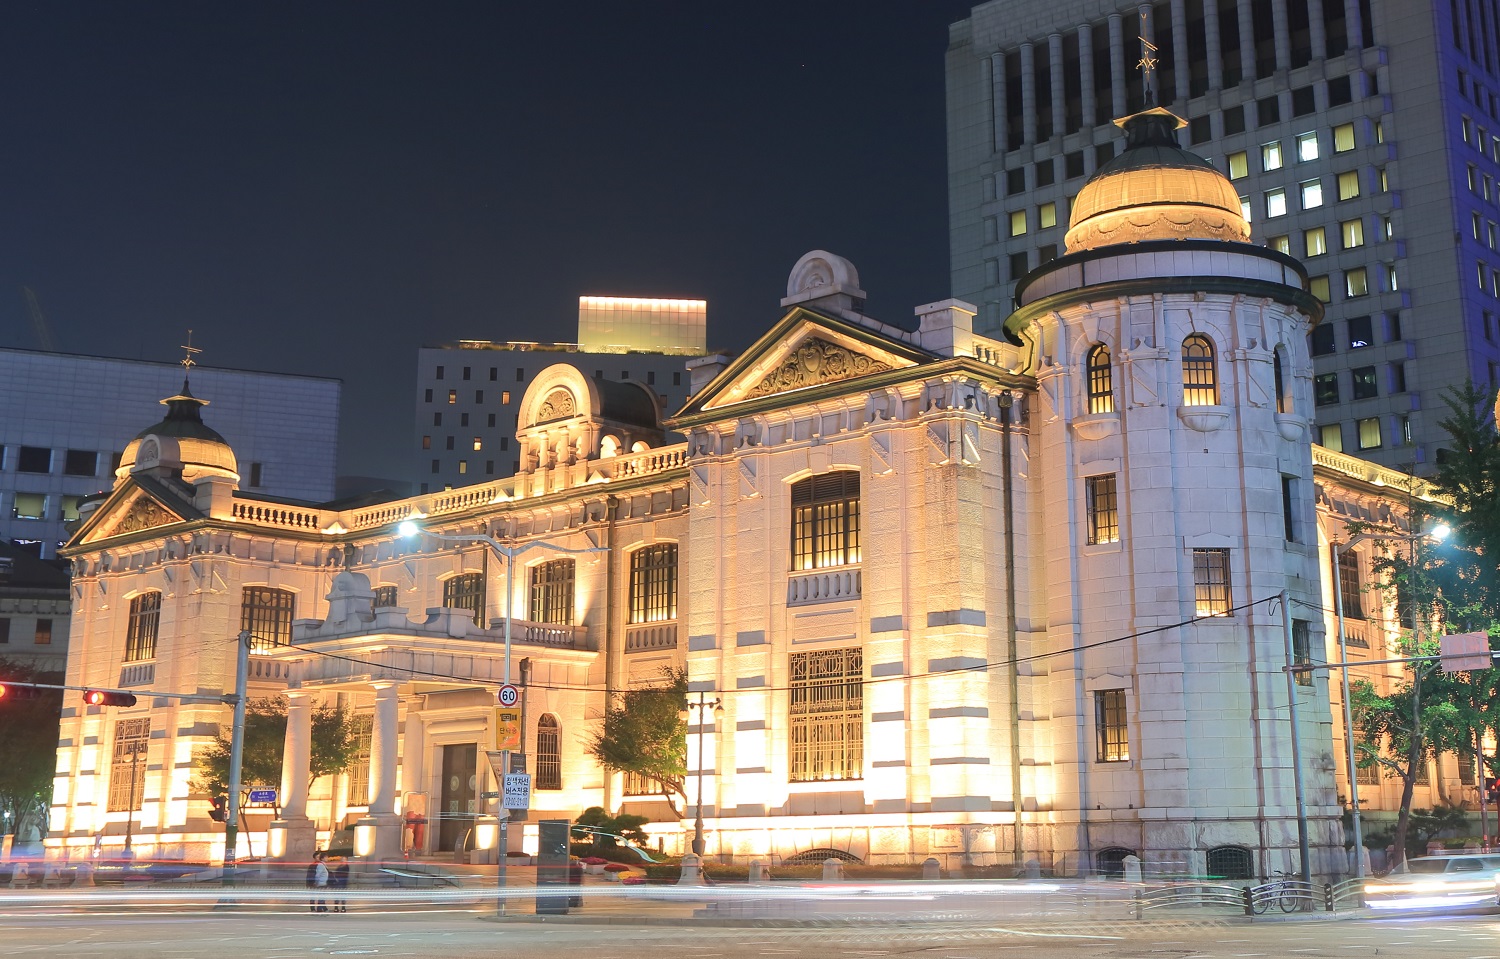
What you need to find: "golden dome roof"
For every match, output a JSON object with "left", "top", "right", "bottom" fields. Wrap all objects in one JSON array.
[
  {"left": 1065, "top": 108, "right": 1250, "bottom": 253},
  {"left": 116, "top": 381, "right": 239, "bottom": 482}
]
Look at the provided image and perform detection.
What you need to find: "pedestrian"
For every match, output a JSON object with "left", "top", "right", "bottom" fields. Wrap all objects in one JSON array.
[
  {"left": 306, "top": 851, "right": 329, "bottom": 913},
  {"left": 330, "top": 856, "right": 349, "bottom": 912}
]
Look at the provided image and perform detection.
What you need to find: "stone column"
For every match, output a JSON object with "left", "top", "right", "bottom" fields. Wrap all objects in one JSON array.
[
  {"left": 1019, "top": 42, "right": 1038, "bottom": 145},
  {"left": 1345, "top": 0, "right": 1363, "bottom": 54},
  {"left": 1237, "top": 0, "right": 1256, "bottom": 81},
  {"left": 1271, "top": 0, "right": 1291, "bottom": 71},
  {"left": 356, "top": 681, "right": 403, "bottom": 860},
  {"left": 1049, "top": 33, "right": 1066, "bottom": 137},
  {"left": 267, "top": 688, "right": 315, "bottom": 861},
  {"left": 1078, "top": 25, "right": 1095, "bottom": 129},
  {"left": 1308, "top": 0, "right": 1326, "bottom": 59},
  {"left": 1204, "top": 0, "right": 1223, "bottom": 88},
  {"left": 991, "top": 52, "right": 1008, "bottom": 153},
  {"left": 1108, "top": 14, "right": 1127, "bottom": 117},
  {"left": 1171, "top": 0, "right": 1190, "bottom": 103}
]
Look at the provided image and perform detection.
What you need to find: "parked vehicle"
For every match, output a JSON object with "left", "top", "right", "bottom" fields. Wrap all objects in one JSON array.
[{"left": 1365, "top": 853, "right": 1500, "bottom": 909}]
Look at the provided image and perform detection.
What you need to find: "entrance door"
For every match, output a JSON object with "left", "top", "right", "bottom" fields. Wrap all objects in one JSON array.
[{"left": 438, "top": 743, "right": 478, "bottom": 852}]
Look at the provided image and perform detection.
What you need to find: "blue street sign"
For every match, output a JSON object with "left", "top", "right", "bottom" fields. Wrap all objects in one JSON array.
[{"left": 248, "top": 789, "right": 278, "bottom": 804}]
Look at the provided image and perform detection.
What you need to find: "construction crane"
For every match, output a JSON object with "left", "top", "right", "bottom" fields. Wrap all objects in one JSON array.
[{"left": 22, "top": 286, "right": 57, "bottom": 352}]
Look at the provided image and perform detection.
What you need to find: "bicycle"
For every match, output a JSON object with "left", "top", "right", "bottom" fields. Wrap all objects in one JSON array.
[{"left": 1251, "top": 870, "right": 1302, "bottom": 914}]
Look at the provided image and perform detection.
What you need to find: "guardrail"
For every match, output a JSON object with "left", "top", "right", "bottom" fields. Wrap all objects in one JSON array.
[{"left": 1131, "top": 876, "right": 1364, "bottom": 918}]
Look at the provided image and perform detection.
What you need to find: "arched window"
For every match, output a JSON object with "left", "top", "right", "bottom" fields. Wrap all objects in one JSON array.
[
  {"left": 629, "top": 544, "right": 678, "bottom": 624},
  {"left": 791, "top": 471, "right": 861, "bottom": 570},
  {"left": 1095, "top": 847, "right": 1136, "bottom": 879},
  {"left": 1206, "top": 845, "right": 1255, "bottom": 879},
  {"left": 1273, "top": 346, "right": 1289, "bottom": 414},
  {"left": 241, "top": 586, "right": 295, "bottom": 650},
  {"left": 124, "top": 592, "right": 161, "bottom": 662},
  {"left": 529, "top": 559, "right": 575, "bottom": 625},
  {"left": 1086, "top": 344, "right": 1115, "bottom": 414},
  {"left": 536, "top": 714, "right": 561, "bottom": 790},
  {"left": 1182, "top": 334, "right": 1219, "bottom": 406},
  {"left": 443, "top": 573, "right": 486, "bottom": 627}
]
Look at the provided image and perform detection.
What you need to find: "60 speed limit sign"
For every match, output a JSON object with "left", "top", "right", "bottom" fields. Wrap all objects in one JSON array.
[{"left": 497, "top": 684, "right": 520, "bottom": 707}]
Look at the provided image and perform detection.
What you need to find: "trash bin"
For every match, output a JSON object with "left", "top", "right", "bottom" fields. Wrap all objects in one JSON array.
[{"left": 568, "top": 858, "right": 583, "bottom": 908}]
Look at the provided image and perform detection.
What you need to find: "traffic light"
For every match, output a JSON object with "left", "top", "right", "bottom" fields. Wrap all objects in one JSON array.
[
  {"left": 82, "top": 690, "right": 137, "bottom": 707},
  {"left": 208, "top": 796, "right": 227, "bottom": 823},
  {"left": 0, "top": 683, "right": 42, "bottom": 701}
]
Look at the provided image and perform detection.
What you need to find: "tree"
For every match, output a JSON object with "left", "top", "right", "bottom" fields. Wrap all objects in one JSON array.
[
  {"left": 574, "top": 805, "right": 650, "bottom": 847},
  {"left": 0, "top": 659, "right": 62, "bottom": 842},
  {"left": 585, "top": 669, "right": 687, "bottom": 815},
  {"left": 193, "top": 696, "right": 360, "bottom": 822}
]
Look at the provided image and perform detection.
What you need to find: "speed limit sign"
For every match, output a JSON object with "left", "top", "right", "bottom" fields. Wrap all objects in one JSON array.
[{"left": 497, "top": 684, "right": 520, "bottom": 707}]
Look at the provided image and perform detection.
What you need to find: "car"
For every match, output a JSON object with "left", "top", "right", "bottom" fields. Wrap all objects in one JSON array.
[{"left": 1365, "top": 853, "right": 1500, "bottom": 909}]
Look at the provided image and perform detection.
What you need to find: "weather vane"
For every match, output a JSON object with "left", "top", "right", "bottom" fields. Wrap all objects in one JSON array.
[
  {"left": 1136, "top": 11, "right": 1159, "bottom": 105},
  {"left": 180, "top": 329, "right": 202, "bottom": 373}
]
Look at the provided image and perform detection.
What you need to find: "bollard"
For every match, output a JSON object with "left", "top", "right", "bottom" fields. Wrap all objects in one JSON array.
[
  {"left": 7, "top": 862, "right": 28, "bottom": 888},
  {"left": 748, "top": 858, "right": 770, "bottom": 884},
  {"left": 1122, "top": 854, "right": 1142, "bottom": 885},
  {"left": 922, "top": 857, "right": 942, "bottom": 881},
  {"left": 1022, "top": 858, "right": 1041, "bottom": 880},
  {"left": 822, "top": 858, "right": 845, "bottom": 882},
  {"left": 1242, "top": 885, "right": 1254, "bottom": 916},
  {"left": 679, "top": 853, "right": 705, "bottom": 886}
]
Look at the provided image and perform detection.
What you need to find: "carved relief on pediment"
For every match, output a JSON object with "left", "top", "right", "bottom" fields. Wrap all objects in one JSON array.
[
  {"left": 537, "top": 388, "right": 577, "bottom": 423},
  {"left": 92, "top": 495, "right": 183, "bottom": 540},
  {"left": 746, "top": 337, "right": 893, "bottom": 399}
]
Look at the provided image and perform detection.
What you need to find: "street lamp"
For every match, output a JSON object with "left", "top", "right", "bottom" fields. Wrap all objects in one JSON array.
[
  {"left": 1330, "top": 521, "right": 1451, "bottom": 883},
  {"left": 397, "top": 520, "right": 604, "bottom": 914},
  {"left": 688, "top": 691, "right": 721, "bottom": 857}
]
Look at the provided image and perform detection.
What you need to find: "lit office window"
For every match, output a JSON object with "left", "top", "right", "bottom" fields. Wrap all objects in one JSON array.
[
  {"left": 1085, "top": 474, "right": 1119, "bottom": 545},
  {"left": 791, "top": 472, "right": 861, "bottom": 570},
  {"left": 1193, "top": 548, "right": 1232, "bottom": 616},
  {"left": 1094, "top": 689, "right": 1129, "bottom": 762}
]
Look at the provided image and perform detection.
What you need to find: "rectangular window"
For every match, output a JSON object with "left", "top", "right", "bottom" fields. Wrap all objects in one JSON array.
[
  {"left": 1268, "top": 235, "right": 1291, "bottom": 255},
  {"left": 433, "top": 412, "right": 442, "bottom": 426},
  {"left": 424, "top": 388, "right": 433, "bottom": 403},
  {"left": 1281, "top": 476, "right": 1297, "bottom": 542},
  {"left": 1292, "top": 620, "right": 1313, "bottom": 687},
  {"left": 34, "top": 618, "right": 51, "bottom": 645},
  {"left": 107, "top": 719, "right": 150, "bottom": 813},
  {"left": 1390, "top": 362, "right": 1406, "bottom": 393},
  {"left": 1035, "top": 159, "right": 1054, "bottom": 186},
  {"left": 1310, "top": 324, "right": 1335, "bottom": 356},
  {"left": 1315, "top": 372, "right": 1340, "bottom": 406},
  {"left": 1242, "top": 197, "right": 1253, "bottom": 223},
  {"left": 472, "top": 437, "right": 482, "bottom": 451},
  {"left": 489, "top": 367, "right": 497, "bottom": 381},
  {"left": 1333, "top": 122, "right": 1356, "bottom": 152},
  {"left": 457, "top": 460, "right": 467, "bottom": 474},
  {"left": 789, "top": 647, "right": 864, "bottom": 782},
  {"left": 475, "top": 390, "right": 484, "bottom": 404},
  {"left": 0, "top": 619, "right": 8, "bottom": 644},
  {"left": 462, "top": 367, "right": 470, "bottom": 381},
  {"left": 1319, "top": 423, "right": 1344, "bottom": 451},
  {"left": 17, "top": 446, "right": 51, "bottom": 474},
  {"left": 1085, "top": 474, "right": 1119, "bottom": 546},
  {"left": 1189, "top": 115, "right": 1212, "bottom": 143},
  {"left": 1094, "top": 689, "right": 1129, "bottom": 762},
  {"left": 1336, "top": 549, "right": 1364, "bottom": 620},
  {"left": 1351, "top": 366, "right": 1377, "bottom": 399},
  {"left": 1348, "top": 315, "right": 1373, "bottom": 348},
  {"left": 63, "top": 449, "right": 98, "bottom": 477},
  {"left": 528, "top": 559, "right": 576, "bottom": 626},
  {"left": 1223, "top": 105, "right": 1246, "bottom": 135},
  {"left": 435, "top": 366, "right": 444, "bottom": 380},
  {"left": 629, "top": 544, "right": 678, "bottom": 624},
  {"left": 1345, "top": 267, "right": 1369, "bottom": 297},
  {"left": 1341, "top": 218, "right": 1365, "bottom": 249},
  {"left": 1257, "top": 96, "right": 1281, "bottom": 126},
  {"left": 1386, "top": 313, "right": 1403, "bottom": 341},
  {"left": 1262, "top": 141, "right": 1284, "bottom": 171},
  {"left": 1009, "top": 210, "right": 1027, "bottom": 236},
  {"left": 12, "top": 492, "right": 45, "bottom": 520},
  {"left": 1227, "top": 151, "right": 1249, "bottom": 180},
  {"left": 791, "top": 472, "right": 861, "bottom": 570},
  {"left": 1357, "top": 416, "right": 1382, "bottom": 449},
  {"left": 421, "top": 435, "right": 431, "bottom": 450},
  {"left": 501, "top": 391, "right": 511, "bottom": 404},
  {"left": 443, "top": 573, "right": 486, "bottom": 627},
  {"left": 1009, "top": 251, "right": 1029, "bottom": 281},
  {"left": 1304, "top": 227, "right": 1327, "bottom": 257},
  {"left": 1296, "top": 131, "right": 1319, "bottom": 161},
  {"left": 1038, "top": 201, "right": 1057, "bottom": 229},
  {"left": 447, "top": 390, "right": 457, "bottom": 404},
  {"left": 242, "top": 587, "right": 295, "bottom": 650},
  {"left": 1266, "top": 188, "right": 1288, "bottom": 217},
  {"left": 125, "top": 592, "right": 161, "bottom": 662},
  {"left": 372, "top": 585, "right": 398, "bottom": 608},
  {"left": 1337, "top": 170, "right": 1361, "bottom": 200},
  {"left": 445, "top": 436, "right": 454, "bottom": 451},
  {"left": 1006, "top": 167, "right": 1026, "bottom": 195},
  {"left": 1192, "top": 548, "right": 1232, "bottom": 616},
  {"left": 345, "top": 714, "right": 373, "bottom": 806},
  {"left": 1300, "top": 179, "right": 1324, "bottom": 209}
]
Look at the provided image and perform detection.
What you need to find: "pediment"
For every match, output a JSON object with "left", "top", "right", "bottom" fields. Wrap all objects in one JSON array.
[
  {"left": 697, "top": 313, "right": 927, "bottom": 414},
  {"left": 73, "top": 481, "right": 198, "bottom": 547}
]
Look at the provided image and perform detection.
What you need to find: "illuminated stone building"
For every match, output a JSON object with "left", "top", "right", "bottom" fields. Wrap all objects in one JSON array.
[{"left": 47, "top": 109, "right": 1463, "bottom": 876}]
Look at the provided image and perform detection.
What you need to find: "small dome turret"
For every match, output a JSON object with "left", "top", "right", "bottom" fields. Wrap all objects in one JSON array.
[{"left": 117, "top": 380, "right": 239, "bottom": 484}]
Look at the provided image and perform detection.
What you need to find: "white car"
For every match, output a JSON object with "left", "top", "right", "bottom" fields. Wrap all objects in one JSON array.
[{"left": 1365, "top": 853, "right": 1500, "bottom": 909}]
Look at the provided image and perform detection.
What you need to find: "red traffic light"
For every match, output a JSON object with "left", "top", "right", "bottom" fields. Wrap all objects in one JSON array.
[
  {"left": 208, "top": 796, "right": 227, "bottom": 823},
  {"left": 82, "top": 690, "right": 137, "bottom": 707}
]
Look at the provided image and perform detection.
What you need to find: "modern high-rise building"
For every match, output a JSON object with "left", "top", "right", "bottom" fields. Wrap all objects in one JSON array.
[
  {"left": 413, "top": 296, "right": 707, "bottom": 493},
  {"left": 947, "top": 0, "right": 1498, "bottom": 472}
]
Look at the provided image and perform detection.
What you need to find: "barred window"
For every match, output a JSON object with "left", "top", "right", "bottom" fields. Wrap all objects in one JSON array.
[
  {"left": 623, "top": 770, "right": 665, "bottom": 796},
  {"left": 1292, "top": 619, "right": 1313, "bottom": 687},
  {"left": 1094, "top": 689, "right": 1129, "bottom": 762},
  {"left": 1087, "top": 344, "right": 1114, "bottom": 414},
  {"left": 1336, "top": 549, "right": 1364, "bottom": 619},
  {"left": 241, "top": 587, "right": 295, "bottom": 650},
  {"left": 124, "top": 592, "right": 161, "bottom": 662},
  {"left": 1182, "top": 334, "right": 1219, "bottom": 406},
  {"left": 107, "top": 718, "right": 150, "bottom": 813},
  {"left": 789, "top": 647, "right": 863, "bottom": 782},
  {"left": 1206, "top": 845, "right": 1254, "bottom": 879},
  {"left": 1193, "top": 548, "right": 1232, "bottom": 616},
  {"left": 1459, "top": 751, "right": 1477, "bottom": 785},
  {"left": 791, "top": 471, "right": 861, "bottom": 570},
  {"left": 529, "top": 559, "right": 575, "bottom": 625},
  {"left": 1085, "top": 474, "right": 1119, "bottom": 545},
  {"left": 629, "top": 544, "right": 678, "bottom": 624},
  {"left": 1355, "top": 739, "right": 1381, "bottom": 784},
  {"left": 443, "top": 573, "right": 486, "bottom": 627},
  {"left": 372, "top": 586, "right": 398, "bottom": 608},
  {"left": 536, "top": 714, "right": 561, "bottom": 790},
  {"left": 345, "top": 714, "right": 373, "bottom": 806}
]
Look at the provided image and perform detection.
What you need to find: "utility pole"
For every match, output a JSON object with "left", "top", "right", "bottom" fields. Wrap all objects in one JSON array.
[
  {"left": 1280, "top": 589, "right": 1311, "bottom": 888},
  {"left": 223, "top": 631, "right": 250, "bottom": 881}
]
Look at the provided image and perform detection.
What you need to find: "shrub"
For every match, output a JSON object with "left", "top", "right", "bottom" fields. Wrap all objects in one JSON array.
[{"left": 604, "top": 863, "right": 630, "bottom": 873}]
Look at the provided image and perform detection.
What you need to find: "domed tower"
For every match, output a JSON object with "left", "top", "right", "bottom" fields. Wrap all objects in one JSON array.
[
  {"left": 1005, "top": 106, "right": 1336, "bottom": 878},
  {"left": 115, "top": 379, "right": 240, "bottom": 514}
]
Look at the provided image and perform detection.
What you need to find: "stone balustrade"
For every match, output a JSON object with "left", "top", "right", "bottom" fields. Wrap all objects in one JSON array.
[
  {"left": 625, "top": 621, "right": 678, "bottom": 652},
  {"left": 787, "top": 567, "right": 862, "bottom": 607}
]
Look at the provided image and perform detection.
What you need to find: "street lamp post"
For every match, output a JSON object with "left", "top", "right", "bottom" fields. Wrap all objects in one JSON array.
[
  {"left": 397, "top": 521, "right": 603, "bottom": 915},
  {"left": 690, "top": 691, "right": 721, "bottom": 858}
]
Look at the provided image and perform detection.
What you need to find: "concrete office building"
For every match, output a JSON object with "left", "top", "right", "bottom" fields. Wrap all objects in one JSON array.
[
  {"left": 947, "top": 0, "right": 1500, "bottom": 472},
  {"left": 0, "top": 348, "right": 341, "bottom": 559},
  {"left": 414, "top": 296, "right": 707, "bottom": 493}
]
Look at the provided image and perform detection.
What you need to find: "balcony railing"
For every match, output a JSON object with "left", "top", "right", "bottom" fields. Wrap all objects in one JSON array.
[
  {"left": 787, "top": 567, "right": 862, "bottom": 607},
  {"left": 119, "top": 662, "right": 155, "bottom": 687},
  {"left": 625, "top": 622, "right": 678, "bottom": 652}
]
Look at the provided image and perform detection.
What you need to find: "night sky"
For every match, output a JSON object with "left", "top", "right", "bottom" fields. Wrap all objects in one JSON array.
[{"left": 1, "top": 2, "right": 977, "bottom": 481}]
